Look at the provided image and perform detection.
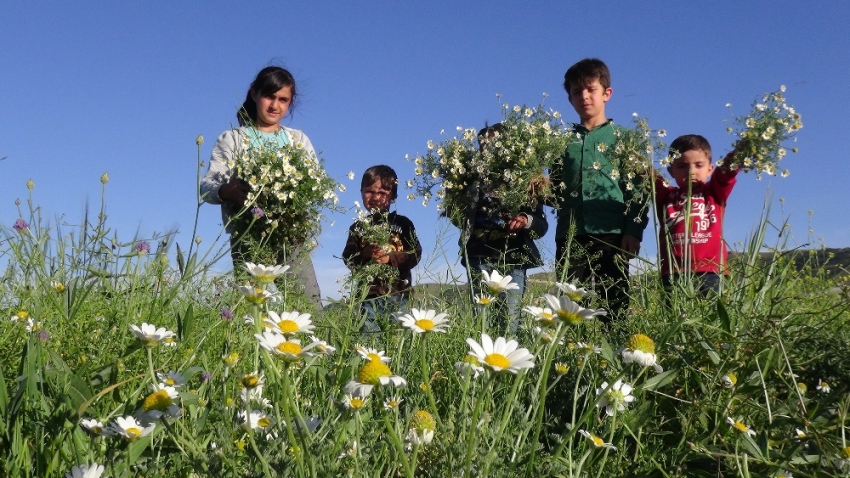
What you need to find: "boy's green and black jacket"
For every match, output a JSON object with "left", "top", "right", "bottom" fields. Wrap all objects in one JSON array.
[{"left": 551, "top": 120, "right": 648, "bottom": 241}]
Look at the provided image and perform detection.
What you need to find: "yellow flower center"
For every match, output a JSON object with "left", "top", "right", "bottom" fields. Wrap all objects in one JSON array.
[
  {"left": 557, "top": 310, "right": 583, "bottom": 325},
  {"left": 17, "top": 311, "right": 29, "bottom": 319},
  {"left": 366, "top": 353, "right": 383, "bottom": 362},
  {"left": 539, "top": 311, "right": 555, "bottom": 324},
  {"left": 605, "top": 389, "right": 625, "bottom": 406},
  {"left": 53, "top": 283, "right": 65, "bottom": 292},
  {"left": 484, "top": 353, "right": 510, "bottom": 370},
  {"left": 478, "top": 297, "right": 492, "bottom": 305},
  {"left": 349, "top": 398, "right": 366, "bottom": 409},
  {"left": 487, "top": 284, "right": 504, "bottom": 294},
  {"left": 463, "top": 355, "right": 481, "bottom": 366},
  {"left": 386, "top": 399, "right": 400, "bottom": 408},
  {"left": 590, "top": 435, "right": 605, "bottom": 447},
  {"left": 247, "top": 288, "right": 267, "bottom": 304},
  {"left": 223, "top": 352, "right": 240, "bottom": 367},
  {"left": 242, "top": 374, "right": 260, "bottom": 388},
  {"left": 257, "top": 417, "right": 271, "bottom": 428},
  {"left": 256, "top": 273, "right": 275, "bottom": 283},
  {"left": 276, "top": 341, "right": 303, "bottom": 359},
  {"left": 842, "top": 446, "right": 850, "bottom": 459},
  {"left": 732, "top": 421, "right": 749, "bottom": 433},
  {"left": 358, "top": 360, "right": 392, "bottom": 385},
  {"left": 724, "top": 373, "right": 737, "bottom": 385},
  {"left": 554, "top": 363, "right": 569, "bottom": 374},
  {"left": 414, "top": 319, "right": 435, "bottom": 331},
  {"left": 126, "top": 427, "right": 142, "bottom": 439},
  {"left": 626, "top": 334, "right": 655, "bottom": 354},
  {"left": 797, "top": 382, "right": 807, "bottom": 393},
  {"left": 409, "top": 410, "right": 436, "bottom": 431},
  {"left": 566, "top": 292, "right": 583, "bottom": 301},
  {"left": 277, "top": 320, "right": 299, "bottom": 334},
  {"left": 143, "top": 390, "right": 174, "bottom": 412},
  {"left": 165, "top": 378, "right": 176, "bottom": 386}
]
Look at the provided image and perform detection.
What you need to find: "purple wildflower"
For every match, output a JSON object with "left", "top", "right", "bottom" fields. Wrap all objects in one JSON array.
[
  {"left": 220, "top": 308, "right": 233, "bottom": 321},
  {"left": 13, "top": 218, "right": 29, "bottom": 231},
  {"left": 135, "top": 241, "right": 150, "bottom": 254},
  {"left": 251, "top": 207, "right": 265, "bottom": 219},
  {"left": 201, "top": 371, "right": 212, "bottom": 382},
  {"left": 37, "top": 330, "right": 50, "bottom": 342}
]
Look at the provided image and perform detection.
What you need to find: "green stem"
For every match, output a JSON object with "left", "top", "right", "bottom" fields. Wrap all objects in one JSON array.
[
  {"left": 382, "top": 411, "right": 413, "bottom": 478},
  {"left": 280, "top": 364, "right": 308, "bottom": 476},
  {"left": 594, "top": 411, "right": 617, "bottom": 478},
  {"left": 464, "top": 376, "right": 490, "bottom": 476},
  {"left": 419, "top": 336, "right": 442, "bottom": 428}
]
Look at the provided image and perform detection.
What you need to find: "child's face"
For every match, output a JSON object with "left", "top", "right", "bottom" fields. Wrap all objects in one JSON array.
[
  {"left": 668, "top": 149, "right": 714, "bottom": 188},
  {"left": 362, "top": 179, "right": 393, "bottom": 212},
  {"left": 251, "top": 85, "right": 293, "bottom": 131},
  {"left": 568, "top": 79, "right": 612, "bottom": 124}
]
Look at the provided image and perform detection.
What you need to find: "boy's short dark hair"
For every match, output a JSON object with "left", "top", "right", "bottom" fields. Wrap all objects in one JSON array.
[
  {"left": 477, "top": 122, "right": 505, "bottom": 142},
  {"left": 669, "top": 134, "right": 713, "bottom": 162},
  {"left": 361, "top": 165, "right": 398, "bottom": 201},
  {"left": 563, "top": 58, "right": 611, "bottom": 96}
]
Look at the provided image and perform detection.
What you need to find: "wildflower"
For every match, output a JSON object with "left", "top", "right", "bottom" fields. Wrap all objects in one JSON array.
[
  {"left": 774, "top": 470, "right": 792, "bottom": 478},
  {"left": 596, "top": 379, "right": 635, "bottom": 416},
  {"left": 338, "top": 184, "right": 347, "bottom": 192},
  {"left": 25, "top": 318, "right": 42, "bottom": 333},
  {"left": 244, "top": 262, "right": 290, "bottom": 283},
  {"left": 342, "top": 394, "right": 369, "bottom": 411},
  {"left": 596, "top": 143, "right": 607, "bottom": 153},
  {"left": 576, "top": 342, "right": 602, "bottom": 355},
  {"left": 532, "top": 326, "right": 561, "bottom": 344},
  {"left": 794, "top": 428, "right": 806, "bottom": 440},
  {"left": 543, "top": 294, "right": 607, "bottom": 325},
  {"left": 142, "top": 384, "right": 182, "bottom": 419},
  {"left": 348, "top": 171, "right": 355, "bottom": 180},
  {"left": 222, "top": 352, "right": 239, "bottom": 367},
  {"left": 65, "top": 463, "right": 105, "bottom": 478},
  {"left": 620, "top": 334, "right": 662, "bottom": 372},
  {"left": 721, "top": 373, "right": 737, "bottom": 388},
  {"left": 396, "top": 308, "right": 450, "bottom": 334},
  {"left": 238, "top": 410, "right": 273, "bottom": 432},
  {"left": 726, "top": 417, "right": 756, "bottom": 436},
  {"left": 610, "top": 169, "right": 620, "bottom": 180},
  {"left": 522, "top": 305, "right": 557, "bottom": 327},
  {"left": 255, "top": 331, "right": 318, "bottom": 362},
  {"left": 579, "top": 429, "right": 616, "bottom": 451},
  {"left": 108, "top": 416, "right": 155, "bottom": 441},
  {"left": 157, "top": 371, "right": 187, "bottom": 388},
  {"left": 134, "top": 241, "right": 150, "bottom": 254},
  {"left": 264, "top": 310, "right": 314, "bottom": 336},
  {"left": 250, "top": 206, "right": 265, "bottom": 219},
  {"left": 407, "top": 410, "right": 436, "bottom": 445},
  {"left": 836, "top": 446, "right": 850, "bottom": 471},
  {"left": 26, "top": 179, "right": 35, "bottom": 190},
  {"left": 52, "top": 281, "right": 66, "bottom": 292},
  {"left": 345, "top": 359, "right": 407, "bottom": 397},
  {"left": 238, "top": 284, "right": 276, "bottom": 304},
  {"left": 781, "top": 169, "right": 789, "bottom": 178},
  {"left": 481, "top": 270, "right": 520, "bottom": 294},
  {"left": 455, "top": 354, "right": 485, "bottom": 379},
  {"left": 554, "top": 363, "right": 569, "bottom": 374},
  {"left": 474, "top": 294, "right": 496, "bottom": 306},
  {"left": 129, "top": 323, "right": 176, "bottom": 347},
  {"left": 80, "top": 419, "right": 111, "bottom": 436},
  {"left": 383, "top": 396, "right": 404, "bottom": 410},
  {"left": 466, "top": 333, "right": 534, "bottom": 374},
  {"left": 13, "top": 218, "right": 29, "bottom": 232},
  {"left": 658, "top": 129, "right": 667, "bottom": 137},
  {"left": 355, "top": 345, "right": 391, "bottom": 363},
  {"left": 796, "top": 382, "right": 807, "bottom": 394},
  {"left": 817, "top": 379, "right": 830, "bottom": 393},
  {"left": 592, "top": 161, "right": 601, "bottom": 170},
  {"left": 241, "top": 371, "right": 265, "bottom": 389},
  {"left": 220, "top": 308, "right": 233, "bottom": 321},
  {"left": 555, "top": 283, "right": 594, "bottom": 303},
  {"left": 308, "top": 336, "right": 336, "bottom": 355},
  {"left": 9, "top": 310, "right": 27, "bottom": 322}
]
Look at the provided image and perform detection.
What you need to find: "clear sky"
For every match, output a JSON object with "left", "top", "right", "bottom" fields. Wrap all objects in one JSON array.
[{"left": 2, "top": 2, "right": 848, "bottom": 301}]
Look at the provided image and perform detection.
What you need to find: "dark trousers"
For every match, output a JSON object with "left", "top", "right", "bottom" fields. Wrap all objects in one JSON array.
[
  {"left": 555, "top": 234, "right": 630, "bottom": 322},
  {"left": 661, "top": 272, "right": 721, "bottom": 297}
]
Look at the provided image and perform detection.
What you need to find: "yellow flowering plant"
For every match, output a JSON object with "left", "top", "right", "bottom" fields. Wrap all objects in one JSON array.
[
  {"left": 406, "top": 99, "right": 569, "bottom": 227},
  {"left": 721, "top": 86, "right": 802, "bottom": 178}
]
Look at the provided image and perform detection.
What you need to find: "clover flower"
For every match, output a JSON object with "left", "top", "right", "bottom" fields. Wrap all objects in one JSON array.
[
  {"left": 108, "top": 416, "right": 155, "bottom": 441},
  {"left": 481, "top": 270, "right": 520, "bottom": 294},
  {"left": 220, "top": 308, "right": 233, "bottom": 321},
  {"left": 13, "top": 218, "right": 29, "bottom": 232},
  {"left": 543, "top": 294, "right": 607, "bottom": 325},
  {"left": 396, "top": 308, "right": 450, "bottom": 334},
  {"left": 244, "top": 262, "right": 290, "bottom": 283},
  {"left": 596, "top": 379, "right": 635, "bottom": 416},
  {"left": 250, "top": 206, "right": 265, "bottom": 219},
  {"left": 579, "top": 429, "right": 616, "bottom": 451},
  {"left": 726, "top": 417, "right": 756, "bottom": 436},
  {"left": 65, "top": 463, "right": 105, "bottom": 478},
  {"left": 466, "top": 333, "right": 534, "bottom": 374},
  {"left": 264, "top": 310, "right": 314, "bottom": 336},
  {"left": 134, "top": 241, "right": 150, "bottom": 254},
  {"left": 345, "top": 359, "right": 407, "bottom": 397},
  {"left": 129, "top": 323, "right": 176, "bottom": 347}
]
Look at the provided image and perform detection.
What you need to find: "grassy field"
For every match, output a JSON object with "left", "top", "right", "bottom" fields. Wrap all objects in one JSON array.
[{"left": 2, "top": 191, "right": 850, "bottom": 477}]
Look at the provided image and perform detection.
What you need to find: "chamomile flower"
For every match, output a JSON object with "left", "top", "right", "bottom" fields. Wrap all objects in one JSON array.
[
  {"left": 395, "top": 308, "right": 450, "bottom": 334},
  {"left": 238, "top": 410, "right": 273, "bottom": 432},
  {"left": 554, "top": 362, "right": 569, "bottom": 374},
  {"left": 264, "top": 310, "right": 314, "bottom": 336},
  {"left": 575, "top": 342, "right": 602, "bottom": 355},
  {"left": 238, "top": 284, "right": 276, "bottom": 305},
  {"left": 596, "top": 380, "right": 635, "bottom": 416},
  {"left": 142, "top": 384, "right": 182, "bottom": 419},
  {"left": 80, "top": 418, "right": 111, "bottom": 436},
  {"left": 345, "top": 360, "right": 407, "bottom": 397},
  {"left": 481, "top": 270, "right": 520, "bottom": 294},
  {"left": 9, "top": 310, "right": 28, "bottom": 322},
  {"left": 794, "top": 428, "right": 806, "bottom": 440},
  {"left": 596, "top": 143, "right": 607, "bottom": 153},
  {"left": 355, "top": 345, "right": 391, "bottom": 363},
  {"left": 619, "top": 334, "right": 662, "bottom": 372},
  {"left": 308, "top": 336, "right": 336, "bottom": 355},
  {"left": 466, "top": 333, "right": 534, "bottom": 374},
  {"left": 255, "top": 331, "right": 318, "bottom": 362},
  {"left": 474, "top": 294, "right": 496, "bottom": 306},
  {"left": 592, "top": 161, "right": 601, "bottom": 170},
  {"left": 726, "top": 417, "right": 756, "bottom": 436},
  {"left": 522, "top": 305, "right": 558, "bottom": 327},
  {"left": 721, "top": 373, "right": 737, "bottom": 388},
  {"left": 773, "top": 471, "right": 792, "bottom": 478},
  {"left": 25, "top": 318, "right": 42, "bottom": 333},
  {"left": 157, "top": 371, "right": 187, "bottom": 388},
  {"left": 543, "top": 294, "right": 607, "bottom": 325},
  {"left": 341, "top": 394, "right": 369, "bottom": 412},
  {"left": 554, "top": 282, "right": 594, "bottom": 301},
  {"left": 817, "top": 379, "right": 830, "bottom": 393},
  {"left": 796, "top": 382, "right": 807, "bottom": 395},
  {"left": 836, "top": 446, "right": 850, "bottom": 471},
  {"left": 241, "top": 371, "right": 265, "bottom": 390},
  {"left": 455, "top": 354, "right": 485, "bottom": 379},
  {"left": 108, "top": 416, "right": 155, "bottom": 441},
  {"left": 407, "top": 410, "right": 436, "bottom": 445},
  {"left": 383, "top": 396, "right": 404, "bottom": 410},
  {"left": 579, "top": 429, "right": 617, "bottom": 451},
  {"left": 244, "top": 262, "right": 290, "bottom": 283},
  {"left": 129, "top": 323, "right": 176, "bottom": 347},
  {"left": 65, "top": 463, "right": 105, "bottom": 478}
]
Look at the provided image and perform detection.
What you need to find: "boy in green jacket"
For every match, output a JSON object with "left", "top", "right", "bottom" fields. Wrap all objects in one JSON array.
[{"left": 551, "top": 58, "right": 648, "bottom": 322}]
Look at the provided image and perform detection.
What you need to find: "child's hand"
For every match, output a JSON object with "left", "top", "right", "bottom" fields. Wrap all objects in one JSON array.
[
  {"left": 507, "top": 214, "right": 529, "bottom": 232},
  {"left": 219, "top": 175, "right": 250, "bottom": 205},
  {"left": 621, "top": 235, "right": 640, "bottom": 257},
  {"left": 367, "top": 243, "right": 390, "bottom": 264}
]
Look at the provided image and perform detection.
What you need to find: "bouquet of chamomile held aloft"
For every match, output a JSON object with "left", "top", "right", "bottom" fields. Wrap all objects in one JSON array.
[
  {"left": 406, "top": 99, "right": 570, "bottom": 227},
  {"left": 229, "top": 130, "right": 340, "bottom": 258},
  {"left": 721, "top": 86, "right": 802, "bottom": 178},
  {"left": 595, "top": 113, "right": 668, "bottom": 210}
]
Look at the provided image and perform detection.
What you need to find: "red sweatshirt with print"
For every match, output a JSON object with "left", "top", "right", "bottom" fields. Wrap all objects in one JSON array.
[{"left": 655, "top": 167, "right": 738, "bottom": 275}]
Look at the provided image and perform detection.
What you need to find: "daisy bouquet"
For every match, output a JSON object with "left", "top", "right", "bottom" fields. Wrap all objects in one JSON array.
[
  {"left": 720, "top": 86, "right": 802, "bottom": 178},
  {"left": 229, "top": 131, "right": 340, "bottom": 258},
  {"left": 406, "top": 99, "right": 570, "bottom": 227},
  {"left": 597, "top": 113, "right": 668, "bottom": 210},
  {"left": 344, "top": 206, "right": 400, "bottom": 290}
]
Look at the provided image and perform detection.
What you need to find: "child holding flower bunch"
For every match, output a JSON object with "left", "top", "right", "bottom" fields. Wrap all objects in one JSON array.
[
  {"left": 656, "top": 134, "right": 741, "bottom": 296},
  {"left": 200, "top": 66, "right": 326, "bottom": 311},
  {"left": 342, "top": 165, "right": 422, "bottom": 332}
]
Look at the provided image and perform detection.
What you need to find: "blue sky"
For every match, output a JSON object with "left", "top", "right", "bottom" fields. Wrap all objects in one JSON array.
[{"left": 2, "top": 2, "right": 848, "bottom": 301}]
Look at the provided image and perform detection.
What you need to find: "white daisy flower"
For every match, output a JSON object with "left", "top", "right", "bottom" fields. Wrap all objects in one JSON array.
[
  {"left": 579, "top": 429, "right": 616, "bottom": 451},
  {"left": 348, "top": 171, "right": 355, "bottom": 180},
  {"left": 474, "top": 294, "right": 496, "bottom": 306},
  {"left": 79, "top": 418, "right": 111, "bottom": 436},
  {"left": 65, "top": 463, "right": 105, "bottom": 478},
  {"left": 455, "top": 354, "right": 485, "bottom": 379},
  {"left": 129, "top": 323, "right": 176, "bottom": 347},
  {"left": 554, "top": 282, "right": 594, "bottom": 301},
  {"left": 308, "top": 336, "right": 336, "bottom": 355},
  {"left": 619, "top": 334, "right": 663, "bottom": 372},
  {"left": 774, "top": 470, "right": 792, "bottom": 478},
  {"left": 157, "top": 370, "right": 187, "bottom": 388},
  {"left": 721, "top": 373, "right": 737, "bottom": 388},
  {"left": 142, "top": 384, "right": 182, "bottom": 419},
  {"left": 255, "top": 331, "right": 318, "bottom": 362},
  {"left": 383, "top": 396, "right": 404, "bottom": 410},
  {"left": 543, "top": 294, "right": 607, "bottom": 325},
  {"left": 25, "top": 318, "right": 42, "bottom": 333},
  {"left": 355, "top": 345, "right": 391, "bottom": 363},
  {"left": 244, "top": 263, "right": 290, "bottom": 283},
  {"left": 522, "top": 305, "right": 558, "bottom": 327},
  {"left": 344, "top": 360, "right": 407, "bottom": 397},
  {"left": 238, "top": 284, "right": 276, "bottom": 305},
  {"left": 481, "top": 270, "right": 520, "bottom": 294},
  {"left": 726, "top": 417, "right": 756, "bottom": 436},
  {"left": 817, "top": 379, "right": 830, "bottom": 393},
  {"left": 595, "top": 379, "right": 635, "bottom": 416},
  {"left": 107, "top": 416, "right": 155, "bottom": 441},
  {"left": 341, "top": 394, "right": 369, "bottom": 412},
  {"left": 466, "top": 333, "right": 534, "bottom": 374},
  {"left": 238, "top": 410, "right": 273, "bottom": 431},
  {"left": 241, "top": 371, "right": 265, "bottom": 389},
  {"left": 263, "top": 310, "right": 314, "bottom": 337},
  {"left": 407, "top": 428, "right": 435, "bottom": 446},
  {"left": 395, "top": 308, "right": 450, "bottom": 334},
  {"left": 575, "top": 342, "right": 602, "bottom": 355}
]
